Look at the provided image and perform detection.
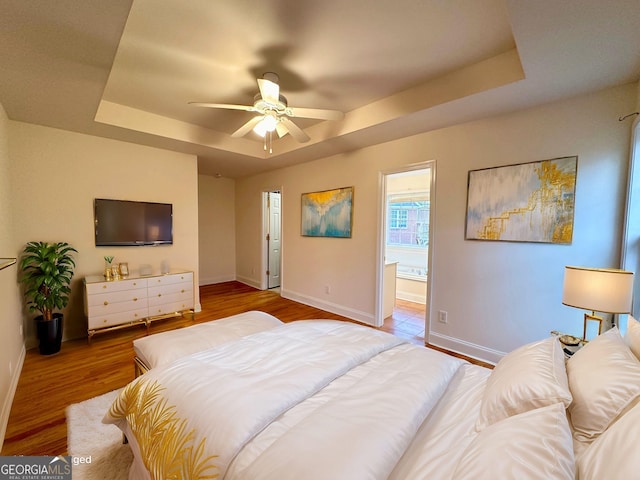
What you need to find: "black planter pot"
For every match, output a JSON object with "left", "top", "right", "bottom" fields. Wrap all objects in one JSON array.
[{"left": 36, "top": 313, "right": 63, "bottom": 355}]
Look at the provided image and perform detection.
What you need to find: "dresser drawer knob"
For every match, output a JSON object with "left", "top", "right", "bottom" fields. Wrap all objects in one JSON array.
[
  {"left": 181, "top": 289, "right": 185, "bottom": 293},
  {"left": 102, "top": 285, "right": 107, "bottom": 289},
  {"left": 102, "top": 319, "right": 107, "bottom": 324},
  {"left": 158, "top": 293, "right": 162, "bottom": 297},
  {"left": 133, "top": 298, "right": 138, "bottom": 301},
  {"left": 103, "top": 301, "right": 109, "bottom": 306}
]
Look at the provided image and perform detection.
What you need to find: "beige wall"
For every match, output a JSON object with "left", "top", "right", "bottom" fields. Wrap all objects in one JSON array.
[
  {"left": 0, "top": 104, "right": 24, "bottom": 449},
  {"left": 236, "top": 159, "right": 376, "bottom": 320},
  {"left": 8, "top": 122, "right": 200, "bottom": 346},
  {"left": 198, "top": 174, "right": 236, "bottom": 285},
  {"left": 236, "top": 83, "right": 638, "bottom": 363}
]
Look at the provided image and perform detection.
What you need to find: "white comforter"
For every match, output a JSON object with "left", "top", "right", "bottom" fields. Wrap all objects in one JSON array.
[{"left": 105, "top": 320, "right": 474, "bottom": 480}]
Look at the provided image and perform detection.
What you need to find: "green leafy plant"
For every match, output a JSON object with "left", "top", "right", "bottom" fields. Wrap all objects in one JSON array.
[
  {"left": 104, "top": 255, "right": 114, "bottom": 265},
  {"left": 19, "top": 241, "right": 78, "bottom": 321}
]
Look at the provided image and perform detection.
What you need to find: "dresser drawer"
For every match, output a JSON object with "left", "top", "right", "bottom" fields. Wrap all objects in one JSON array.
[
  {"left": 86, "top": 278, "right": 148, "bottom": 295},
  {"left": 149, "top": 299, "right": 193, "bottom": 317},
  {"left": 147, "top": 288, "right": 192, "bottom": 307},
  {"left": 87, "top": 297, "right": 149, "bottom": 317},
  {"left": 86, "top": 287, "right": 147, "bottom": 307},
  {"left": 88, "top": 307, "right": 148, "bottom": 329},
  {"left": 148, "top": 272, "right": 193, "bottom": 287}
]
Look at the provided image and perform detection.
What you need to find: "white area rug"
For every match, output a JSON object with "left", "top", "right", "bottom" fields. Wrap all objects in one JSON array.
[{"left": 66, "top": 389, "right": 132, "bottom": 479}]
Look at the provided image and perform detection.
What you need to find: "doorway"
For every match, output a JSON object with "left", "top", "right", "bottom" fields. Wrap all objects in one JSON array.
[
  {"left": 377, "top": 162, "right": 435, "bottom": 343},
  {"left": 264, "top": 190, "right": 282, "bottom": 290}
]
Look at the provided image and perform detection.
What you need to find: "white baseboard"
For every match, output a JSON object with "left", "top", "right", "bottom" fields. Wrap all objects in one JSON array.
[
  {"left": 235, "top": 275, "right": 261, "bottom": 290},
  {"left": 428, "top": 331, "right": 504, "bottom": 365},
  {"left": 281, "top": 289, "right": 376, "bottom": 326},
  {"left": 395, "top": 291, "right": 426, "bottom": 304},
  {"left": 1, "top": 344, "right": 26, "bottom": 451},
  {"left": 198, "top": 274, "right": 236, "bottom": 286}
]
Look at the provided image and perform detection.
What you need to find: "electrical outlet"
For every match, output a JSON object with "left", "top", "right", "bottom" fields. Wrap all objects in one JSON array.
[
  {"left": 438, "top": 310, "right": 448, "bottom": 324},
  {"left": 325, "top": 285, "right": 331, "bottom": 294}
]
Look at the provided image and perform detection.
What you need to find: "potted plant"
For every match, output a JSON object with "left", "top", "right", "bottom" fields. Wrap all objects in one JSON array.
[
  {"left": 19, "top": 241, "right": 77, "bottom": 355},
  {"left": 104, "top": 255, "right": 114, "bottom": 280}
]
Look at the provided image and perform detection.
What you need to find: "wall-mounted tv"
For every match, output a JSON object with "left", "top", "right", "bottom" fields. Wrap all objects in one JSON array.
[{"left": 94, "top": 198, "right": 173, "bottom": 246}]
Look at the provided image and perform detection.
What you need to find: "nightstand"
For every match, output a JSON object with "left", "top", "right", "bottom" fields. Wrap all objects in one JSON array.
[{"left": 550, "top": 331, "right": 584, "bottom": 358}]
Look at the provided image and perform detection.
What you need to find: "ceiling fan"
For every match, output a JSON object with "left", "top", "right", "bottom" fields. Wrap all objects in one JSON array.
[{"left": 189, "top": 73, "right": 344, "bottom": 148}]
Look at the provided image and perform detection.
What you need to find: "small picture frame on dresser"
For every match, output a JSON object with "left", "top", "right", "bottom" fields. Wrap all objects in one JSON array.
[{"left": 119, "top": 262, "right": 129, "bottom": 277}]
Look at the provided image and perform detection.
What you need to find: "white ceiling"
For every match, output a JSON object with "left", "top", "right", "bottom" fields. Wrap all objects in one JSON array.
[{"left": 1, "top": 0, "right": 639, "bottom": 178}]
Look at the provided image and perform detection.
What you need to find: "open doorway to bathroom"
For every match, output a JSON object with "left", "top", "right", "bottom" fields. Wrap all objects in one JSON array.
[{"left": 377, "top": 163, "right": 434, "bottom": 344}]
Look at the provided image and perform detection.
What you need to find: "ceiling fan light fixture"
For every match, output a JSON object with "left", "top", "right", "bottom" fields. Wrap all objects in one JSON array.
[
  {"left": 190, "top": 72, "right": 343, "bottom": 146},
  {"left": 253, "top": 113, "right": 278, "bottom": 137}
]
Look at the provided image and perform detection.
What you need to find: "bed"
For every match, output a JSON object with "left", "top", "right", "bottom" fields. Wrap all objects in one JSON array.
[
  {"left": 104, "top": 314, "right": 640, "bottom": 479},
  {"left": 131, "top": 310, "right": 284, "bottom": 375}
]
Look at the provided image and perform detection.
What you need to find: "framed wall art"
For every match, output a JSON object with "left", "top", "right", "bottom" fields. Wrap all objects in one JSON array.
[
  {"left": 465, "top": 156, "right": 577, "bottom": 244},
  {"left": 301, "top": 186, "right": 354, "bottom": 238},
  {"left": 118, "top": 262, "right": 129, "bottom": 277}
]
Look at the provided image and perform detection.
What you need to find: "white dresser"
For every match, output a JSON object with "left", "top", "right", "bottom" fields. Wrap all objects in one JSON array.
[{"left": 84, "top": 271, "right": 194, "bottom": 341}]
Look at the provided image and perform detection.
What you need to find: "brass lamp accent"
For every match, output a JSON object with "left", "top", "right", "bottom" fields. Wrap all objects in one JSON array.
[{"left": 562, "top": 266, "right": 634, "bottom": 341}]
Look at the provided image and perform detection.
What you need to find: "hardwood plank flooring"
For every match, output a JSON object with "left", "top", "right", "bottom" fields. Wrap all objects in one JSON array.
[{"left": 1, "top": 281, "right": 490, "bottom": 456}]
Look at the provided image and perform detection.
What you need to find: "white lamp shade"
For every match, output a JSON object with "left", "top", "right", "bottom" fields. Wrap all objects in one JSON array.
[{"left": 562, "top": 266, "right": 634, "bottom": 313}]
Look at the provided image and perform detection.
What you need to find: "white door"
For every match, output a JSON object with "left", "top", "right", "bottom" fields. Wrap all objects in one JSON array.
[{"left": 267, "top": 192, "right": 281, "bottom": 289}]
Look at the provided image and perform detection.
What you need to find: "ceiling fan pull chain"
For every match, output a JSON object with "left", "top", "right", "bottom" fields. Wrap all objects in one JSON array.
[{"left": 269, "top": 130, "right": 273, "bottom": 155}]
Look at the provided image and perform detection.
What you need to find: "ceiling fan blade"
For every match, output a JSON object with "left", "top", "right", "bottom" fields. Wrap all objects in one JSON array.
[
  {"left": 280, "top": 117, "right": 310, "bottom": 143},
  {"left": 188, "top": 102, "right": 257, "bottom": 112},
  {"left": 231, "top": 116, "right": 264, "bottom": 138},
  {"left": 275, "top": 122, "right": 289, "bottom": 138},
  {"left": 287, "top": 107, "right": 344, "bottom": 121},
  {"left": 257, "top": 78, "right": 280, "bottom": 105}
]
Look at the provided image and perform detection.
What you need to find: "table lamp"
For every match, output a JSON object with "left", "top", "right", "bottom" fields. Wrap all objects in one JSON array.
[{"left": 562, "top": 266, "right": 634, "bottom": 341}]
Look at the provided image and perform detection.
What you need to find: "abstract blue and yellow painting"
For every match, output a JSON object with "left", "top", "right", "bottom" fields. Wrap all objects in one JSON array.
[
  {"left": 465, "top": 157, "right": 577, "bottom": 243},
  {"left": 301, "top": 187, "right": 353, "bottom": 238}
]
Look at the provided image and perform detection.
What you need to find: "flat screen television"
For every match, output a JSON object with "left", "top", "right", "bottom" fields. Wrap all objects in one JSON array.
[{"left": 94, "top": 198, "right": 173, "bottom": 246}]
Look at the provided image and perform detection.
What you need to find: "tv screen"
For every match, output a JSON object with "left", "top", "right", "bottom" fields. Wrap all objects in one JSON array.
[{"left": 94, "top": 199, "right": 173, "bottom": 246}]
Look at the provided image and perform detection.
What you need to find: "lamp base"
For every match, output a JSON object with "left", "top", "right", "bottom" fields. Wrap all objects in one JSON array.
[{"left": 583, "top": 312, "right": 603, "bottom": 342}]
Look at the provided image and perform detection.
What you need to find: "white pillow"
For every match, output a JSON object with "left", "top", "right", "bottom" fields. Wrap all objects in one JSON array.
[
  {"left": 577, "top": 401, "right": 640, "bottom": 479},
  {"left": 623, "top": 315, "right": 640, "bottom": 360},
  {"left": 567, "top": 327, "right": 640, "bottom": 442},
  {"left": 476, "top": 336, "right": 572, "bottom": 430},
  {"left": 455, "top": 403, "right": 575, "bottom": 480}
]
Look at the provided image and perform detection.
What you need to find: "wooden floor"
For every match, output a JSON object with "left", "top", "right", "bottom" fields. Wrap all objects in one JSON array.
[{"left": 1, "top": 281, "right": 489, "bottom": 456}]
